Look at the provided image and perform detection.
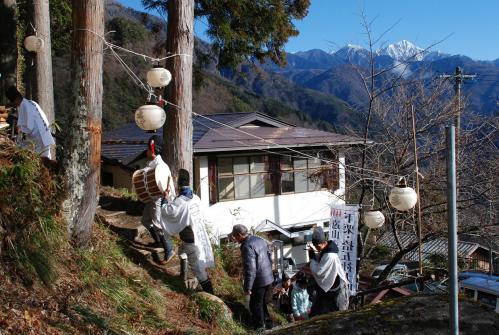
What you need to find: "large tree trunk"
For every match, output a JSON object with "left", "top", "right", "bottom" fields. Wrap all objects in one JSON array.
[
  {"left": 0, "top": 0, "right": 16, "bottom": 100},
  {"left": 33, "top": 0, "right": 54, "bottom": 126},
  {"left": 63, "top": 0, "right": 104, "bottom": 247},
  {"left": 163, "top": 0, "right": 194, "bottom": 181}
]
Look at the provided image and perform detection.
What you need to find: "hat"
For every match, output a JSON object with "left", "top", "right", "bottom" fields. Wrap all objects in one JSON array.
[
  {"left": 5, "top": 86, "right": 22, "bottom": 102},
  {"left": 178, "top": 169, "right": 190, "bottom": 187},
  {"left": 311, "top": 227, "right": 326, "bottom": 246},
  {"left": 230, "top": 224, "right": 248, "bottom": 238}
]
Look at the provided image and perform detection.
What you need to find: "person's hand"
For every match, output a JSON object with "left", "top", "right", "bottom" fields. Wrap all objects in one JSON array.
[
  {"left": 308, "top": 248, "right": 316, "bottom": 261},
  {"left": 275, "top": 287, "right": 285, "bottom": 295},
  {"left": 245, "top": 289, "right": 252, "bottom": 296}
]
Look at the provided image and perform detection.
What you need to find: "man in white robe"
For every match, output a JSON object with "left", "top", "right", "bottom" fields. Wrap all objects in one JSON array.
[
  {"left": 5, "top": 86, "right": 55, "bottom": 159},
  {"left": 141, "top": 135, "right": 176, "bottom": 264},
  {"left": 161, "top": 169, "right": 215, "bottom": 293}
]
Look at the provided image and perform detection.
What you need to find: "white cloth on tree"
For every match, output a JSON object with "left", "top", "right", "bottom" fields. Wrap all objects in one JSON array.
[
  {"left": 161, "top": 194, "right": 215, "bottom": 273},
  {"left": 310, "top": 252, "right": 349, "bottom": 293},
  {"left": 17, "top": 98, "right": 55, "bottom": 159}
]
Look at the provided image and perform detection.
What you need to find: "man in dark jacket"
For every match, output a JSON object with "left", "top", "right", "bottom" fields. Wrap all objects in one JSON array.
[{"left": 230, "top": 224, "right": 274, "bottom": 330}]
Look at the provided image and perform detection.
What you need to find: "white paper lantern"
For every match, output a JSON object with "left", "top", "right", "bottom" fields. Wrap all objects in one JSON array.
[
  {"left": 363, "top": 210, "right": 385, "bottom": 229},
  {"left": 24, "top": 35, "right": 44, "bottom": 52},
  {"left": 146, "top": 67, "right": 172, "bottom": 88},
  {"left": 389, "top": 178, "right": 418, "bottom": 211},
  {"left": 135, "top": 104, "right": 166, "bottom": 131}
]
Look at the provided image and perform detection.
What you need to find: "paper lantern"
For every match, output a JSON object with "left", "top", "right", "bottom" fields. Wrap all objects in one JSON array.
[
  {"left": 389, "top": 178, "right": 418, "bottom": 211},
  {"left": 135, "top": 104, "right": 166, "bottom": 131},
  {"left": 363, "top": 210, "right": 385, "bottom": 229},
  {"left": 146, "top": 67, "right": 172, "bottom": 88},
  {"left": 24, "top": 35, "right": 44, "bottom": 52}
]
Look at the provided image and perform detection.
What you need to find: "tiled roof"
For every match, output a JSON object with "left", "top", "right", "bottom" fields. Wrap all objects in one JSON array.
[
  {"left": 101, "top": 111, "right": 363, "bottom": 163},
  {"left": 377, "top": 232, "right": 486, "bottom": 262},
  {"left": 102, "top": 112, "right": 258, "bottom": 164},
  {"left": 103, "top": 112, "right": 263, "bottom": 145}
]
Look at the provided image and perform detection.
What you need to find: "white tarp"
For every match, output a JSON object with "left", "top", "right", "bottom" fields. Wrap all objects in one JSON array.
[{"left": 328, "top": 205, "right": 359, "bottom": 296}]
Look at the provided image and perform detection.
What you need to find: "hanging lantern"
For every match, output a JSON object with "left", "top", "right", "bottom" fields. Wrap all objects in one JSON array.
[
  {"left": 146, "top": 67, "right": 172, "bottom": 88},
  {"left": 24, "top": 35, "right": 44, "bottom": 52},
  {"left": 135, "top": 104, "right": 166, "bottom": 132},
  {"left": 363, "top": 209, "right": 385, "bottom": 229},
  {"left": 389, "top": 177, "right": 418, "bottom": 211}
]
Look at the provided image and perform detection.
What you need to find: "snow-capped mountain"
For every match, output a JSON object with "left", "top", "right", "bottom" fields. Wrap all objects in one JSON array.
[
  {"left": 333, "top": 44, "right": 371, "bottom": 66},
  {"left": 377, "top": 40, "right": 425, "bottom": 61},
  {"left": 277, "top": 40, "right": 450, "bottom": 72}
]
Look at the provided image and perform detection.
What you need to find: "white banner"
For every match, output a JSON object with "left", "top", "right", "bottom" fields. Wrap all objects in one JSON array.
[{"left": 329, "top": 205, "right": 359, "bottom": 296}]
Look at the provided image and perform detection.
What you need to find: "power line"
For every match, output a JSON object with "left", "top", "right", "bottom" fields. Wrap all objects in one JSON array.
[{"left": 439, "top": 67, "right": 477, "bottom": 134}]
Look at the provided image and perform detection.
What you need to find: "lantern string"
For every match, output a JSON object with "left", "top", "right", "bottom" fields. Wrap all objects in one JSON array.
[
  {"left": 70, "top": 31, "right": 414, "bottom": 185},
  {"left": 72, "top": 28, "right": 191, "bottom": 63}
]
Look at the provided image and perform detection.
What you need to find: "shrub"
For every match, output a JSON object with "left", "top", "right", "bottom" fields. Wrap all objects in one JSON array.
[{"left": 0, "top": 142, "right": 65, "bottom": 284}]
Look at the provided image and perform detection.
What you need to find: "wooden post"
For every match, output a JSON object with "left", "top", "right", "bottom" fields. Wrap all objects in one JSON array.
[
  {"left": 163, "top": 0, "right": 194, "bottom": 183},
  {"left": 33, "top": 0, "right": 54, "bottom": 126},
  {"left": 63, "top": 0, "right": 104, "bottom": 246}
]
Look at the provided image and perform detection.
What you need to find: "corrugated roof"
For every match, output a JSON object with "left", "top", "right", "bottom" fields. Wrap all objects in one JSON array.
[
  {"left": 194, "top": 127, "right": 364, "bottom": 152},
  {"left": 377, "top": 232, "right": 484, "bottom": 262},
  {"left": 460, "top": 275, "right": 499, "bottom": 295}
]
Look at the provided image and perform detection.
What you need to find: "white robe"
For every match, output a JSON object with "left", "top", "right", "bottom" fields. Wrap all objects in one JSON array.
[
  {"left": 161, "top": 194, "right": 215, "bottom": 272},
  {"left": 310, "top": 252, "right": 349, "bottom": 292},
  {"left": 17, "top": 98, "right": 55, "bottom": 159}
]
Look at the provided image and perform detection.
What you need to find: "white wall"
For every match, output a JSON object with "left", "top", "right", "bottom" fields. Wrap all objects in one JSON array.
[{"left": 198, "top": 150, "right": 347, "bottom": 239}]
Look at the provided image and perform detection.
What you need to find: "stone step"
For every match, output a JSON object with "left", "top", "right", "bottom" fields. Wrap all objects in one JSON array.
[
  {"left": 96, "top": 208, "right": 145, "bottom": 241},
  {"left": 127, "top": 242, "right": 181, "bottom": 276}
]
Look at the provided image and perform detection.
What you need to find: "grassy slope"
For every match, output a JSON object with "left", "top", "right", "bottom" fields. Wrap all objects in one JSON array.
[{"left": 0, "top": 142, "right": 251, "bottom": 334}]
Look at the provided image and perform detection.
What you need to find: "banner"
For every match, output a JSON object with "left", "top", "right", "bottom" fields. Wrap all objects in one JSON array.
[{"left": 329, "top": 205, "right": 359, "bottom": 295}]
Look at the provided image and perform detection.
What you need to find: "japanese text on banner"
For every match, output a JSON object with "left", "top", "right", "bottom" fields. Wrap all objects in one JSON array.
[{"left": 329, "top": 205, "right": 359, "bottom": 295}]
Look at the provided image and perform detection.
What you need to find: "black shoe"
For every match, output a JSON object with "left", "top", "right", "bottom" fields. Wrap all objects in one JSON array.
[{"left": 200, "top": 279, "right": 214, "bottom": 294}]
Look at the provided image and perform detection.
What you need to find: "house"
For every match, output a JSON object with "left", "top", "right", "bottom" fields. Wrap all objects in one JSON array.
[
  {"left": 377, "top": 232, "right": 498, "bottom": 274},
  {"left": 101, "top": 112, "right": 364, "bottom": 263}
]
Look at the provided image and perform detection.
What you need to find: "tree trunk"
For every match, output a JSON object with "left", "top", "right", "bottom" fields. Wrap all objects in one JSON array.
[
  {"left": 0, "top": 0, "right": 16, "bottom": 100},
  {"left": 163, "top": 0, "right": 194, "bottom": 182},
  {"left": 33, "top": 0, "right": 54, "bottom": 126},
  {"left": 63, "top": 0, "right": 104, "bottom": 247}
]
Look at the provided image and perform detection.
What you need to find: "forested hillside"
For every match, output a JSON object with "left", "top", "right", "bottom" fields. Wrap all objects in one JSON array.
[{"left": 50, "top": 0, "right": 356, "bottom": 132}]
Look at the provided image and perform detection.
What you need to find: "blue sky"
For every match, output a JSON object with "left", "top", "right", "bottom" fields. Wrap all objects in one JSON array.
[{"left": 120, "top": 0, "right": 499, "bottom": 60}]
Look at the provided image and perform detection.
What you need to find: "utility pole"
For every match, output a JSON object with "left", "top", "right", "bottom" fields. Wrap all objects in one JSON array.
[
  {"left": 439, "top": 67, "right": 476, "bottom": 142},
  {"left": 63, "top": 0, "right": 104, "bottom": 247},
  {"left": 163, "top": 0, "right": 194, "bottom": 182},
  {"left": 411, "top": 105, "right": 423, "bottom": 276},
  {"left": 33, "top": 0, "right": 54, "bottom": 126},
  {"left": 446, "top": 126, "right": 459, "bottom": 335}
]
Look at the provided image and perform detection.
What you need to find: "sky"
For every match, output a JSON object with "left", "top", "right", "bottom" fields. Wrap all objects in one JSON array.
[{"left": 120, "top": 0, "right": 499, "bottom": 60}]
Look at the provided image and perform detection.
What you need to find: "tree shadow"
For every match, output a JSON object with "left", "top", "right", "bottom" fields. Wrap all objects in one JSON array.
[{"left": 99, "top": 195, "right": 143, "bottom": 215}]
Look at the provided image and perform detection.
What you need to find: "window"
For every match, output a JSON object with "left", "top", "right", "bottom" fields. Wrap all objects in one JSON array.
[
  {"left": 214, "top": 152, "right": 339, "bottom": 202},
  {"left": 217, "top": 155, "right": 274, "bottom": 201},
  {"left": 280, "top": 156, "right": 331, "bottom": 193}
]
